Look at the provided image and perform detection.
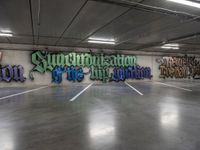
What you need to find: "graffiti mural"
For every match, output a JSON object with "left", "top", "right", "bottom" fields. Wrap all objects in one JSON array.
[
  {"left": 0, "top": 65, "right": 26, "bottom": 82},
  {"left": 30, "top": 51, "right": 152, "bottom": 83},
  {"left": 157, "top": 56, "right": 200, "bottom": 79}
]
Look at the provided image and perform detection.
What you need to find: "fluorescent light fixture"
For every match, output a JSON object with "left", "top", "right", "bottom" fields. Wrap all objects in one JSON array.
[
  {"left": 88, "top": 40, "right": 116, "bottom": 45},
  {"left": 164, "top": 43, "right": 179, "bottom": 47},
  {"left": 0, "top": 33, "right": 13, "bottom": 37},
  {"left": 1, "top": 29, "right": 12, "bottom": 33},
  {"left": 161, "top": 43, "right": 179, "bottom": 49},
  {"left": 88, "top": 37, "right": 116, "bottom": 45},
  {"left": 161, "top": 46, "right": 179, "bottom": 49},
  {"left": 167, "top": 0, "right": 200, "bottom": 9},
  {"left": 88, "top": 37, "right": 115, "bottom": 42}
]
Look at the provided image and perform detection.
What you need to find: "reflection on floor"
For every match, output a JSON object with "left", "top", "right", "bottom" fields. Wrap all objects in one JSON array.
[{"left": 0, "top": 81, "right": 200, "bottom": 150}]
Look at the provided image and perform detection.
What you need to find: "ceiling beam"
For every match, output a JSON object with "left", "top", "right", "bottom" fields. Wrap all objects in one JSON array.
[{"left": 28, "top": 0, "right": 35, "bottom": 44}]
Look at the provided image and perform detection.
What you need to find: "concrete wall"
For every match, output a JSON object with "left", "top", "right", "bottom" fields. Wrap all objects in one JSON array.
[{"left": 0, "top": 49, "right": 197, "bottom": 87}]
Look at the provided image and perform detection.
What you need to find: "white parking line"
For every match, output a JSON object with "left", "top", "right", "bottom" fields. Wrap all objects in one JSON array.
[
  {"left": 0, "top": 85, "right": 50, "bottom": 100},
  {"left": 69, "top": 83, "right": 93, "bottom": 102},
  {"left": 154, "top": 82, "right": 192, "bottom": 92},
  {"left": 125, "top": 82, "right": 143, "bottom": 96}
]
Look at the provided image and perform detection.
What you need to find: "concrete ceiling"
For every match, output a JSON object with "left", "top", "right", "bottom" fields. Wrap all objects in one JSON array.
[{"left": 0, "top": 0, "right": 200, "bottom": 54}]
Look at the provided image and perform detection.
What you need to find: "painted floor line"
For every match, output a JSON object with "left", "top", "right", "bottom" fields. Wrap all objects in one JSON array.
[
  {"left": 154, "top": 82, "right": 192, "bottom": 92},
  {"left": 125, "top": 82, "right": 143, "bottom": 96},
  {"left": 69, "top": 83, "right": 94, "bottom": 102},
  {"left": 0, "top": 85, "right": 50, "bottom": 100}
]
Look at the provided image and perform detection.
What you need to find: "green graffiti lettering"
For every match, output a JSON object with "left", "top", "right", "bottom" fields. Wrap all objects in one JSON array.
[
  {"left": 70, "top": 53, "right": 76, "bottom": 66},
  {"left": 110, "top": 55, "right": 116, "bottom": 67},
  {"left": 30, "top": 51, "right": 138, "bottom": 80},
  {"left": 56, "top": 54, "right": 65, "bottom": 67},
  {"left": 85, "top": 54, "right": 92, "bottom": 67},
  {"left": 90, "top": 66, "right": 98, "bottom": 80},
  {"left": 65, "top": 55, "right": 71, "bottom": 66},
  {"left": 92, "top": 55, "right": 97, "bottom": 66},
  {"left": 76, "top": 54, "right": 81, "bottom": 66},
  {"left": 47, "top": 54, "right": 54, "bottom": 71},
  {"left": 32, "top": 51, "right": 47, "bottom": 73}
]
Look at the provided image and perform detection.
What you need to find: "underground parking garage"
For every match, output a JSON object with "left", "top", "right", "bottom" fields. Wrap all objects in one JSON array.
[{"left": 1, "top": 0, "right": 200, "bottom": 150}]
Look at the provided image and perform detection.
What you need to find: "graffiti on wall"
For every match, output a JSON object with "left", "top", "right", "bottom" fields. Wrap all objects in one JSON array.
[
  {"left": 111, "top": 66, "right": 152, "bottom": 81},
  {"left": 52, "top": 66, "right": 84, "bottom": 84},
  {"left": 0, "top": 52, "right": 26, "bottom": 83},
  {"left": 157, "top": 56, "right": 200, "bottom": 79},
  {"left": 30, "top": 51, "right": 152, "bottom": 83},
  {"left": 0, "top": 65, "right": 26, "bottom": 82},
  {"left": 30, "top": 51, "right": 137, "bottom": 72}
]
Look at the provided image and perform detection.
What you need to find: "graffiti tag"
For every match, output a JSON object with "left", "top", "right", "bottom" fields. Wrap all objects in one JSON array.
[{"left": 157, "top": 56, "right": 200, "bottom": 79}]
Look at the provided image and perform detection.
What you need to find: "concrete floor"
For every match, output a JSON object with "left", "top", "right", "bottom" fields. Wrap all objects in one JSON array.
[{"left": 0, "top": 81, "right": 200, "bottom": 150}]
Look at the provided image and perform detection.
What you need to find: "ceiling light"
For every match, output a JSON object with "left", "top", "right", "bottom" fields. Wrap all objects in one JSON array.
[
  {"left": 88, "top": 40, "right": 116, "bottom": 45},
  {"left": 164, "top": 43, "right": 179, "bottom": 47},
  {"left": 167, "top": 0, "right": 200, "bottom": 9},
  {"left": 161, "top": 46, "right": 179, "bottom": 50},
  {"left": 161, "top": 43, "right": 180, "bottom": 49},
  {"left": 0, "top": 33, "right": 13, "bottom": 37},
  {"left": 88, "top": 37, "right": 115, "bottom": 42},
  {"left": 1, "top": 29, "right": 12, "bottom": 33}
]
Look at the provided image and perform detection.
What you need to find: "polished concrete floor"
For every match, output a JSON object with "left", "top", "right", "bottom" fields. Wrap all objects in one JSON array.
[{"left": 0, "top": 81, "right": 200, "bottom": 150}]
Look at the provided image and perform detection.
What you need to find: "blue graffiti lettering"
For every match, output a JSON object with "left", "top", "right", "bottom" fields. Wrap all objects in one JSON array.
[
  {"left": 0, "top": 65, "right": 26, "bottom": 82},
  {"left": 112, "top": 65, "right": 152, "bottom": 81},
  {"left": 52, "top": 66, "right": 84, "bottom": 84},
  {"left": 52, "top": 66, "right": 66, "bottom": 84},
  {"left": 67, "top": 66, "right": 84, "bottom": 82}
]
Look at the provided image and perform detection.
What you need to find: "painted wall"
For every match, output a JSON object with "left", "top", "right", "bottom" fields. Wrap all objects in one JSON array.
[{"left": 0, "top": 49, "right": 198, "bottom": 87}]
